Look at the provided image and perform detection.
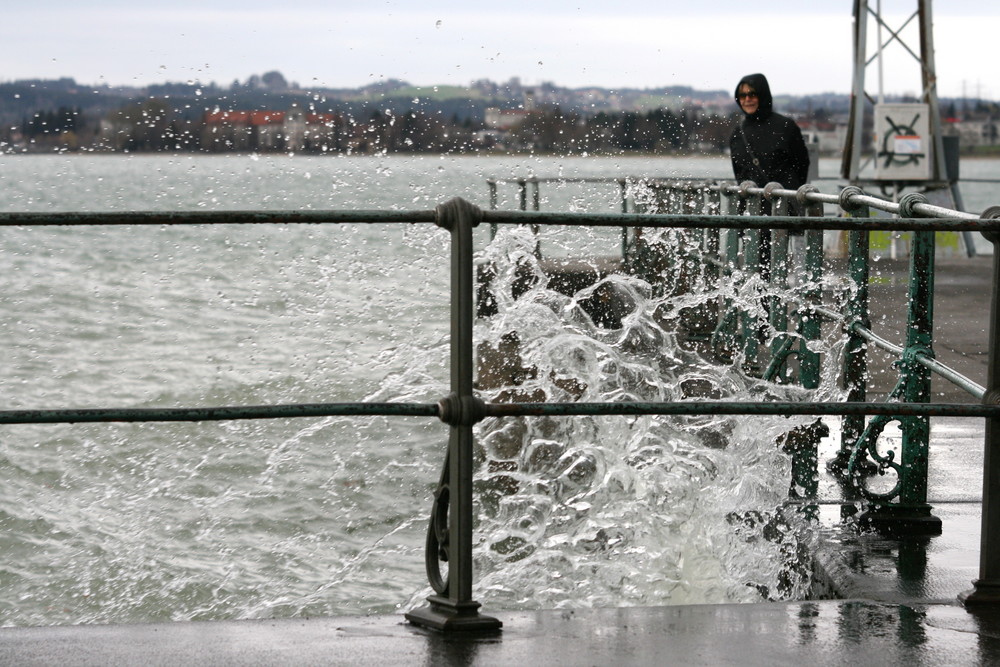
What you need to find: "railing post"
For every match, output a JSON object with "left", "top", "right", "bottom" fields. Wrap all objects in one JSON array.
[
  {"left": 962, "top": 206, "right": 1000, "bottom": 605},
  {"left": 739, "top": 181, "right": 764, "bottom": 374},
  {"left": 831, "top": 186, "right": 871, "bottom": 474},
  {"left": 859, "top": 193, "right": 942, "bottom": 534},
  {"left": 619, "top": 179, "right": 629, "bottom": 259},
  {"left": 704, "top": 185, "right": 721, "bottom": 291},
  {"left": 529, "top": 178, "right": 541, "bottom": 250},
  {"left": 765, "top": 183, "right": 790, "bottom": 382},
  {"left": 488, "top": 178, "right": 498, "bottom": 240},
  {"left": 680, "top": 185, "right": 699, "bottom": 294},
  {"left": 798, "top": 184, "right": 825, "bottom": 390},
  {"left": 406, "top": 197, "right": 502, "bottom": 632},
  {"left": 711, "top": 187, "right": 741, "bottom": 361}
]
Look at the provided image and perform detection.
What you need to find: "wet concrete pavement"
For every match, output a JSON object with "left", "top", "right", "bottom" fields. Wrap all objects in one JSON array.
[
  {"left": 1, "top": 255, "right": 997, "bottom": 665},
  {"left": 3, "top": 599, "right": 999, "bottom": 666}
]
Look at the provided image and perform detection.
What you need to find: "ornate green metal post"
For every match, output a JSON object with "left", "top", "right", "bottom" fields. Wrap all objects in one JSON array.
[
  {"left": 962, "top": 205, "right": 1000, "bottom": 605},
  {"left": 778, "top": 185, "right": 827, "bottom": 513},
  {"left": 619, "top": 179, "right": 629, "bottom": 258},
  {"left": 857, "top": 193, "right": 941, "bottom": 535},
  {"left": 740, "top": 182, "right": 764, "bottom": 374},
  {"left": 406, "top": 198, "right": 502, "bottom": 632},
  {"left": 711, "top": 188, "right": 741, "bottom": 361},
  {"left": 704, "top": 187, "right": 721, "bottom": 291},
  {"left": 831, "top": 186, "right": 871, "bottom": 474},
  {"left": 488, "top": 179, "right": 498, "bottom": 240},
  {"left": 798, "top": 184, "right": 825, "bottom": 390},
  {"left": 683, "top": 186, "right": 700, "bottom": 292},
  {"left": 766, "top": 183, "right": 790, "bottom": 383}
]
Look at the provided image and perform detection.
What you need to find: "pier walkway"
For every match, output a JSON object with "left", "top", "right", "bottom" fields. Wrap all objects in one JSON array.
[{"left": 1, "top": 257, "right": 997, "bottom": 665}]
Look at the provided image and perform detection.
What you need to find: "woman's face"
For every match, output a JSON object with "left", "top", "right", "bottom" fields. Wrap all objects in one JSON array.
[{"left": 738, "top": 84, "right": 759, "bottom": 114}]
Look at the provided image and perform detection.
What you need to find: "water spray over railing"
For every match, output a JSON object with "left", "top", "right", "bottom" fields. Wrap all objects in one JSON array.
[
  {"left": 2, "top": 180, "right": 1000, "bottom": 631},
  {"left": 487, "top": 176, "right": 992, "bottom": 532}
]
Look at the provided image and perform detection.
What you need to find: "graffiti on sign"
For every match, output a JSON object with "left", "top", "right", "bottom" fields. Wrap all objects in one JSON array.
[{"left": 878, "top": 112, "right": 926, "bottom": 169}]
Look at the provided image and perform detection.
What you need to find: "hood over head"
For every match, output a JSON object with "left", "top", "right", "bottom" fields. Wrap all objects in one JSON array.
[{"left": 735, "top": 73, "right": 773, "bottom": 118}]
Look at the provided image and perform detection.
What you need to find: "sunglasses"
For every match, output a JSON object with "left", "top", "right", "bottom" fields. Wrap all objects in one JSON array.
[{"left": 737, "top": 91, "right": 758, "bottom": 99}]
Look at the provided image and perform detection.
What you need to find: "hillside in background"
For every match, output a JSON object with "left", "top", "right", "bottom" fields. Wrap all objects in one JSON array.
[
  {"left": 0, "top": 72, "right": 844, "bottom": 127},
  {"left": 2, "top": 71, "right": 997, "bottom": 156}
]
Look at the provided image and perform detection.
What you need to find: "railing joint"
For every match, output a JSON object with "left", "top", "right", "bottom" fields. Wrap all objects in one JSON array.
[
  {"left": 435, "top": 197, "right": 482, "bottom": 231},
  {"left": 436, "top": 393, "right": 487, "bottom": 427}
]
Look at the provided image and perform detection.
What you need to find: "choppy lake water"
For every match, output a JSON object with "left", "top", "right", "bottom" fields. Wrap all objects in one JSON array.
[{"left": 0, "top": 153, "right": 996, "bottom": 627}]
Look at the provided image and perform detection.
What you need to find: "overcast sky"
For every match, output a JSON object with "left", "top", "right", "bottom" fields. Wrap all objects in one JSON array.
[{"left": 4, "top": 1, "right": 996, "bottom": 99}]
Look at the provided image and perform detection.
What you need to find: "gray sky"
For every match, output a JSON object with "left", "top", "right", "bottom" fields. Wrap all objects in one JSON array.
[{"left": 4, "top": 1, "right": 997, "bottom": 99}]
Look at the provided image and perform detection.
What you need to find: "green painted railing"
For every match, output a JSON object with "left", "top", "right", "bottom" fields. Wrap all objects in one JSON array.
[
  {"left": 3, "top": 185, "right": 1000, "bottom": 632},
  {"left": 487, "top": 175, "right": 994, "bottom": 533},
  {"left": 616, "top": 180, "right": 989, "bottom": 536}
]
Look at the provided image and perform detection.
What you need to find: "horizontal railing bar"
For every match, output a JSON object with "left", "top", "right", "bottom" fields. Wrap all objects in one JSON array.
[
  {"left": 6, "top": 398, "right": 994, "bottom": 426},
  {"left": 812, "top": 305, "right": 843, "bottom": 322},
  {"left": 491, "top": 175, "right": 995, "bottom": 220},
  {"left": 482, "top": 211, "right": 1000, "bottom": 232},
  {"left": 0, "top": 402, "right": 440, "bottom": 425},
  {"left": 0, "top": 210, "right": 438, "bottom": 226},
  {"left": 913, "top": 202, "right": 982, "bottom": 220},
  {"left": 915, "top": 355, "right": 987, "bottom": 398},
  {"left": 662, "top": 181, "right": 986, "bottom": 220},
  {"left": 785, "top": 498, "right": 983, "bottom": 506},
  {"left": 487, "top": 177, "right": 631, "bottom": 184},
  {"left": 1, "top": 211, "right": 993, "bottom": 231},
  {"left": 849, "top": 322, "right": 985, "bottom": 397},
  {"left": 682, "top": 254, "right": 981, "bottom": 400},
  {"left": 484, "top": 401, "right": 1000, "bottom": 418},
  {"left": 851, "top": 322, "right": 905, "bottom": 356}
]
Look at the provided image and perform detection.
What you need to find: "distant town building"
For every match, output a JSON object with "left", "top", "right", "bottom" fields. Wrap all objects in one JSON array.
[
  {"left": 201, "top": 108, "right": 343, "bottom": 152},
  {"left": 946, "top": 118, "right": 999, "bottom": 147},
  {"left": 484, "top": 108, "right": 529, "bottom": 131},
  {"left": 798, "top": 121, "right": 849, "bottom": 155}
]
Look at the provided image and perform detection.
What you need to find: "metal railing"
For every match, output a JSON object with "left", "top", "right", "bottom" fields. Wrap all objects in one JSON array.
[
  {"left": 485, "top": 175, "right": 1000, "bottom": 607},
  {"left": 611, "top": 179, "right": 988, "bottom": 533},
  {"left": 486, "top": 176, "right": 992, "bottom": 527},
  {"left": 3, "top": 184, "right": 1000, "bottom": 632}
]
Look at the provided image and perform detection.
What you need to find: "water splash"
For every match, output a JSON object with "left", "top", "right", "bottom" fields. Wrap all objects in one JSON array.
[{"left": 406, "top": 225, "right": 846, "bottom": 610}]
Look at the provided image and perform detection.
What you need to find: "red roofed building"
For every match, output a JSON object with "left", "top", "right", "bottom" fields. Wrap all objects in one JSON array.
[{"left": 201, "top": 108, "right": 346, "bottom": 153}]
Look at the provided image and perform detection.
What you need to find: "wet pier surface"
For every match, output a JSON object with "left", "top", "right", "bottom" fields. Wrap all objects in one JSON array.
[
  {"left": 2, "top": 256, "right": 997, "bottom": 665},
  {"left": 3, "top": 599, "right": 998, "bottom": 666}
]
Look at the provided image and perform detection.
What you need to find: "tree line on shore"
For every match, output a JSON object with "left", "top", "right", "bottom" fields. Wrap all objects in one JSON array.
[{"left": 4, "top": 100, "right": 739, "bottom": 155}]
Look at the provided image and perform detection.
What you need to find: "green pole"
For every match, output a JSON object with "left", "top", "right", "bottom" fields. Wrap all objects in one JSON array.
[
  {"left": 961, "top": 205, "right": 1000, "bottom": 605},
  {"left": 406, "top": 198, "right": 502, "bottom": 632},
  {"left": 741, "top": 184, "right": 764, "bottom": 375},
  {"left": 830, "top": 187, "right": 870, "bottom": 475},
  {"left": 799, "top": 192, "right": 825, "bottom": 390},
  {"left": 858, "top": 193, "right": 941, "bottom": 535},
  {"left": 768, "top": 187, "right": 790, "bottom": 382}
]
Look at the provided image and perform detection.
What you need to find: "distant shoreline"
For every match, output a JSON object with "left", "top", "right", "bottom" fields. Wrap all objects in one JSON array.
[{"left": 3, "top": 149, "right": 999, "bottom": 162}]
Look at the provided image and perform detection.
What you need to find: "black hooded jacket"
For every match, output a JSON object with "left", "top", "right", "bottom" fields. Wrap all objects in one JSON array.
[{"left": 729, "top": 73, "right": 810, "bottom": 193}]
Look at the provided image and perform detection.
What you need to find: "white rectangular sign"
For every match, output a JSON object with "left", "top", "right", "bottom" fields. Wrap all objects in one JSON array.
[{"left": 874, "top": 104, "right": 931, "bottom": 181}]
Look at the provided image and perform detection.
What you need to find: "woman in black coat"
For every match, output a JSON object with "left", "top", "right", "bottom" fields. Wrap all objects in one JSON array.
[
  {"left": 729, "top": 73, "right": 810, "bottom": 282},
  {"left": 729, "top": 73, "right": 810, "bottom": 209}
]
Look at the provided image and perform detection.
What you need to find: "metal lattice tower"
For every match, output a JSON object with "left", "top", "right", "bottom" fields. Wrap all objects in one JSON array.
[{"left": 840, "top": 0, "right": 950, "bottom": 189}]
